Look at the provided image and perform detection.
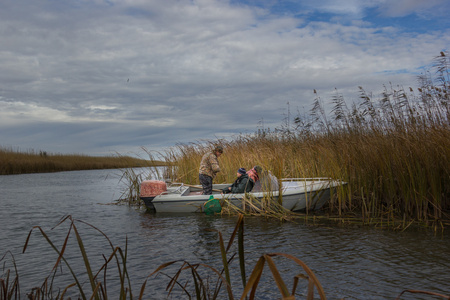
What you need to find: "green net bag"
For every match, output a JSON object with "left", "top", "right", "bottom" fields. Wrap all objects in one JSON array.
[{"left": 203, "top": 195, "right": 222, "bottom": 215}]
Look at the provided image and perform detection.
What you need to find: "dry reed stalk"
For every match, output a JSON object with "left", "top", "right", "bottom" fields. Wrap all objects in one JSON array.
[
  {"left": 124, "top": 52, "right": 450, "bottom": 229},
  {"left": 22, "top": 216, "right": 134, "bottom": 299},
  {"left": 146, "top": 214, "right": 327, "bottom": 299}
]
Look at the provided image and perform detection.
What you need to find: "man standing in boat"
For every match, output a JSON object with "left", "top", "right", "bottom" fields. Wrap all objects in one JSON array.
[{"left": 199, "top": 145, "right": 223, "bottom": 195}]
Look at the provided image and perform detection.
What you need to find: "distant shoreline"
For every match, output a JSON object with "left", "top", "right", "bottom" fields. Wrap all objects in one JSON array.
[{"left": 0, "top": 147, "right": 167, "bottom": 175}]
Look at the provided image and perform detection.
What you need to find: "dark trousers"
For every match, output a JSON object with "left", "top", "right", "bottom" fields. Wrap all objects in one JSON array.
[{"left": 199, "top": 173, "right": 213, "bottom": 195}]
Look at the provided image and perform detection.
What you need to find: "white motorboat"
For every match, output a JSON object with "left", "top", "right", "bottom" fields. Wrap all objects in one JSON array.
[{"left": 140, "top": 178, "right": 346, "bottom": 213}]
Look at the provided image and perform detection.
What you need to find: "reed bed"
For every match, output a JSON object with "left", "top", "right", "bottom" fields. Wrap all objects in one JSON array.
[
  {"left": 0, "top": 147, "right": 163, "bottom": 175},
  {"left": 152, "top": 52, "right": 450, "bottom": 229}
]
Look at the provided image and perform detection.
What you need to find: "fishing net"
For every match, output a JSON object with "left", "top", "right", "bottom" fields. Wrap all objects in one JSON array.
[{"left": 203, "top": 195, "right": 222, "bottom": 215}]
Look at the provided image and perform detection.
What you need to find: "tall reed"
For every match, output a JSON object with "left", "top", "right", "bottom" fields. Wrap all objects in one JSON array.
[
  {"left": 0, "top": 251, "right": 20, "bottom": 300},
  {"left": 286, "top": 52, "right": 450, "bottom": 227},
  {"left": 116, "top": 148, "right": 169, "bottom": 204},
  {"left": 156, "top": 52, "right": 450, "bottom": 228}
]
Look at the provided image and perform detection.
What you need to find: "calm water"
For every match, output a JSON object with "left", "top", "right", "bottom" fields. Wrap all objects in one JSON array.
[{"left": 0, "top": 169, "right": 449, "bottom": 299}]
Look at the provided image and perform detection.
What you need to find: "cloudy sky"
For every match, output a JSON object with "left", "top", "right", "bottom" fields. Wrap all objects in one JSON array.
[{"left": 1, "top": 0, "right": 449, "bottom": 157}]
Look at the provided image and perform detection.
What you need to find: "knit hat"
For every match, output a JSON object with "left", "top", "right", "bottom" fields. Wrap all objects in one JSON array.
[
  {"left": 238, "top": 168, "right": 246, "bottom": 175},
  {"left": 214, "top": 145, "right": 224, "bottom": 153}
]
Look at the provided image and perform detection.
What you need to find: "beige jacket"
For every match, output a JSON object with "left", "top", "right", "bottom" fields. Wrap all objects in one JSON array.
[{"left": 199, "top": 152, "right": 221, "bottom": 178}]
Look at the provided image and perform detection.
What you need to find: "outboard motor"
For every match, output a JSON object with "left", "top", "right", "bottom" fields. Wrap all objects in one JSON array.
[{"left": 140, "top": 180, "right": 167, "bottom": 210}]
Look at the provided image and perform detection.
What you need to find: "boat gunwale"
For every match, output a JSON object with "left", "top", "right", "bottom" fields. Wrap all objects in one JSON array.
[{"left": 151, "top": 179, "right": 340, "bottom": 204}]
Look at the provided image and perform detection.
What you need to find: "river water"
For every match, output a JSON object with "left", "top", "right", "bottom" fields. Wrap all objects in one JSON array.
[{"left": 0, "top": 169, "right": 449, "bottom": 299}]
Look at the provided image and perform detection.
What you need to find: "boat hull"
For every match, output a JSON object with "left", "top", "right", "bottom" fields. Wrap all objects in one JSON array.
[{"left": 142, "top": 178, "right": 345, "bottom": 213}]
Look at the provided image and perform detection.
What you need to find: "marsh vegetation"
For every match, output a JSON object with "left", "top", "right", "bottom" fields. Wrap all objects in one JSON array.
[
  {"left": 0, "top": 147, "right": 163, "bottom": 175},
  {"left": 134, "top": 52, "right": 450, "bottom": 229}
]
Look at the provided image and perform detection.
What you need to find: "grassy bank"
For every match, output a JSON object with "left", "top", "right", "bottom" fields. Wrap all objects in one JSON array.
[
  {"left": 0, "top": 147, "right": 165, "bottom": 175},
  {"left": 156, "top": 52, "right": 450, "bottom": 229}
]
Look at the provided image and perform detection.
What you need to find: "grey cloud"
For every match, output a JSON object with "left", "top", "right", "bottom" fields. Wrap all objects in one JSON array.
[
  {"left": 0, "top": 0, "right": 448, "bottom": 155},
  {"left": 375, "top": 0, "right": 449, "bottom": 18}
]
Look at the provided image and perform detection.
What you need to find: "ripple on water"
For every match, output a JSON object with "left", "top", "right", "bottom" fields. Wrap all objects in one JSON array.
[{"left": 1, "top": 170, "right": 450, "bottom": 299}]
